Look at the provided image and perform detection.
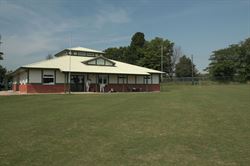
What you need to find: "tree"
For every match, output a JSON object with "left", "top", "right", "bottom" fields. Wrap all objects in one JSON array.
[
  {"left": 236, "top": 38, "right": 250, "bottom": 81},
  {"left": 0, "top": 34, "right": 3, "bottom": 60},
  {"left": 125, "top": 32, "right": 146, "bottom": 65},
  {"left": 208, "top": 47, "right": 237, "bottom": 81},
  {"left": 0, "top": 52, "right": 3, "bottom": 60},
  {"left": 175, "top": 55, "right": 197, "bottom": 77},
  {"left": 104, "top": 32, "right": 146, "bottom": 65},
  {"left": 104, "top": 46, "right": 128, "bottom": 62},
  {"left": 170, "top": 46, "right": 182, "bottom": 77},
  {"left": 207, "top": 38, "right": 250, "bottom": 82},
  {"left": 46, "top": 54, "right": 53, "bottom": 60},
  {"left": 139, "top": 37, "right": 174, "bottom": 76},
  {"left": 104, "top": 33, "right": 175, "bottom": 73},
  {"left": 0, "top": 65, "right": 7, "bottom": 90},
  {"left": 130, "top": 32, "right": 145, "bottom": 48},
  {"left": 123, "top": 46, "right": 139, "bottom": 65}
]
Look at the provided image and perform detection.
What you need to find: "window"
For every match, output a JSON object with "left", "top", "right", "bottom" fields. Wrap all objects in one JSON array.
[
  {"left": 84, "top": 57, "right": 115, "bottom": 66},
  {"left": 96, "top": 58, "right": 105, "bottom": 65},
  {"left": 98, "top": 75, "right": 108, "bottom": 84},
  {"left": 78, "top": 52, "right": 87, "bottom": 56},
  {"left": 43, "top": 74, "right": 54, "bottom": 84},
  {"left": 118, "top": 75, "right": 127, "bottom": 84},
  {"left": 144, "top": 76, "right": 151, "bottom": 84},
  {"left": 87, "top": 53, "right": 95, "bottom": 56},
  {"left": 88, "top": 60, "right": 96, "bottom": 65},
  {"left": 105, "top": 61, "right": 113, "bottom": 66}
]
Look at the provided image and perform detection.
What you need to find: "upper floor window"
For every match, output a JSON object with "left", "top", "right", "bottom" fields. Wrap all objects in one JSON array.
[
  {"left": 78, "top": 52, "right": 87, "bottom": 56},
  {"left": 83, "top": 57, "right": 115, "bottom": 66}
]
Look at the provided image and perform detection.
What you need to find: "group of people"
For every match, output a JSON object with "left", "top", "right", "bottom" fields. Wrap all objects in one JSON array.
[{"left": 85, "top": 79, "right": 106, "bottom": 93}]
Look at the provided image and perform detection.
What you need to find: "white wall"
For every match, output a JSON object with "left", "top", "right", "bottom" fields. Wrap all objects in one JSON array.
[
  {"left": 29, "top": 69, "right": 66, "bottom": 84},
  {"left": 29, "top": 69, "right": 41, "bottom": 83},
  {"left": 136, "top": 76, "right": 144, "bottom": 84},
  {"left": 128, "top": 75, "right": 135, "bottom": 84},
  {"left": 27, "top": 70, "right": 160, "bottom": 85},
  {"left": 43, "top": 70, "right": 54, "bottom": 75},
  {"left": 19, "top": 72, "right": 27, "bottom": 84},
  {"left": 152, "top": 74, "right": 160, "bottom": 84},
  {"left": 118, "top": 76, "right": 124, "bottom": 84},
  {"left": 56, "top": 71, "right": 65, "bottom": 83},
  {"left": 109, "top": 75, "right": 117, "bottom": 84}
]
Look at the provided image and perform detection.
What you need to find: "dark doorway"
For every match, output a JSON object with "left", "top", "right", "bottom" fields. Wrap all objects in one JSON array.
[{"left": 70, "top": 75, "right": 85, "bottom": 92}]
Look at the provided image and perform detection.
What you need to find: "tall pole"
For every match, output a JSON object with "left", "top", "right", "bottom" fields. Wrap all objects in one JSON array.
[
  {"left": 161, "top": 45, "right": 163, "bottom": 81},
  {"left": 191, "top": 54, "right": 194, "bottom": 85},
  {"left": 68, "top": 33, "right": 72, "bottom": 94}
]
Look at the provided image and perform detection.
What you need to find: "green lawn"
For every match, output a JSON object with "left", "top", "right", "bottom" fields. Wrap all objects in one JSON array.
[{"left": 1, "top": 85, "right": 250, "bottom": 166}]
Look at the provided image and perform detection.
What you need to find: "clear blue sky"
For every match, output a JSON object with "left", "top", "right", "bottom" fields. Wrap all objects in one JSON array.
[{"left": 0, "top": 0, "right": 249, "bottom": 72}]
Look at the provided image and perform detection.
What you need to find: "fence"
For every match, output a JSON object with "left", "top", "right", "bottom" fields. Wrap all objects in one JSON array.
[{"left": 161, "top": 76, "right": 249, "bottom": 85}]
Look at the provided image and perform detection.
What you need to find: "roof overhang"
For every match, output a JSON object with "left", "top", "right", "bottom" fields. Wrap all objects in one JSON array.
[
  {"left": 9, "top": 67, "right": 62, "bottom": 76},
  {"left": 8, "top": 67, "right": 27, "bottom": 76}
]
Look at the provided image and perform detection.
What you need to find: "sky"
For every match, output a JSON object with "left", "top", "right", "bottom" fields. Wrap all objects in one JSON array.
[{"left": 0, "top": 0, "right": 249, "bottom": 72}]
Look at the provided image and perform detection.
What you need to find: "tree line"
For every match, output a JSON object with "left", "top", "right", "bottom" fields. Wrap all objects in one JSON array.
[
  {"left": 1, "top": 32, "right": 249, "bottom": 91},
  {"left": 105, "top": 32, "right": 197, "bottom": 78},
  {"left": 0, "top": 52, "right": 7, "bottom": 90},
  {"left": 207, "top": 38, "right": 250, "bottom": 82},
  {"left": 0, "top": 32, "right": 200, "bottom": 90},
  {"left": 0, "top": 35, "right": 5, "bottom": 90},
  {"left": 45, "top": 32, "right": 198, "bottom": 78}
]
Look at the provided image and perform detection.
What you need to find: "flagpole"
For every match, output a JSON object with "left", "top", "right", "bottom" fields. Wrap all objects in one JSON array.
[{"left": 68, "top": 33, "right": 72, "bottom": 94}]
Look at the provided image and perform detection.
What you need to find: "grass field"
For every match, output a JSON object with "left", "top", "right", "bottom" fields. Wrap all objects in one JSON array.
[{"left": 1, "top": 85, "right": 250, "bottom": 165}]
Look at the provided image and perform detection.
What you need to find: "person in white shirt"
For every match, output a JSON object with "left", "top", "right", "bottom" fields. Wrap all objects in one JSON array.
[
  {"left": 99, "top": 83, "right": 105, "bottom": 93},
  {"left": 85, "top": 79, "right": 91, "bottom": 92}
]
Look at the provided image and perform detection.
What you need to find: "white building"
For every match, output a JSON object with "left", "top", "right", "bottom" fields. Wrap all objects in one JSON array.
[{"left": 12, "top": 47, "right": 162, "bottom": 93}]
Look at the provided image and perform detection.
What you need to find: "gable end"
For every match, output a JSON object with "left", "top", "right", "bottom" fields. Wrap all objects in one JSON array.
[{"left": 82, "top": 56, "right": 116, "bottom": 66}]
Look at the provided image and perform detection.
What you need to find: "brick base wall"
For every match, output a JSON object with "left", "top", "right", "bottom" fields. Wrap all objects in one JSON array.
[
  {"left": 12, "top": 84, "right": 18, "bottom": 91},
  {"left": 19, "top": 84, "right": 28, "bottom": 93},
  {"left": 12, "top": 83, "right": 160, "bottom": 93},
  {"left": 89, "top": 84, "right": 160, "bottom": 92},
  {"left": 13, "top": 84, "right": 67, "bottom": 93},
  {"left": 26, "top": 84, "right": 67, "bottom": 93}
]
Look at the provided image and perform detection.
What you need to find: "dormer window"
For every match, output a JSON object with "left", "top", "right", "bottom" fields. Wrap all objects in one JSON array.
[
  {"left": 78, "top": 52, "right": 87, "bottom": 56},
  {"left": 97, "top": 58, "right": 105, "bottom": 65},
  {"left": 54, "top": 47, "right": 104, "bottom": 57},
  {"left": 83, "top": 56, "right": 115, "bottom": 66}
]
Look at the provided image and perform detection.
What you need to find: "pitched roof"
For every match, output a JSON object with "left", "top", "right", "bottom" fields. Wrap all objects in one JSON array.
[
  {"left": 67, "top": 47, "right": 104, "bottom": 54},
  {"left": 22, "top": 55, "right": 163, "bottom": 75}
]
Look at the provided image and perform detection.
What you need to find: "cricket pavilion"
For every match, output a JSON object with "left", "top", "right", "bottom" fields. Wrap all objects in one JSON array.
[{"left": 11, "top": 47, "right": 163, "bottom": 93}]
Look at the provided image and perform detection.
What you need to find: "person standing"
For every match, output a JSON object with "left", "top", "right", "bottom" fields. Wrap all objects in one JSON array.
[
  {"left": 85, "top": 79, "right": 91, "bottom": 92},
  {"left": 99, "top": 83, "right": 105, "bottom": 93}
]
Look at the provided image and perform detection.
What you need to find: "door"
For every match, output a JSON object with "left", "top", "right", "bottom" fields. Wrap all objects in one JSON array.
[
  {"left": 70, "top": 75, "right": 85, "bottom": 92},
  {"left": 98, "top": 75, "right": 108, "bottom": 92}
]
